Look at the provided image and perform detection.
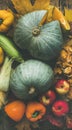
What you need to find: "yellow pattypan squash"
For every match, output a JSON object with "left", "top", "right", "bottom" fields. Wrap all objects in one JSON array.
[{"left": 0, "top": 10, "right": 14, "bottom": 32}]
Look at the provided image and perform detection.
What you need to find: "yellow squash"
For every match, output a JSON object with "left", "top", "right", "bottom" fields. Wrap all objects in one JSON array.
[{"left": 0, "top": 10, "right": 14, "bottom": 32}]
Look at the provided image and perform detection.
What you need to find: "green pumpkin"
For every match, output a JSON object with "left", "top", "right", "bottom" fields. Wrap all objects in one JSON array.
[
  {"left": 10, "top": 60, "right": 54, "bottom": 101},
  {"left": 14, "top": 10, "right": 63, "bottom": 61}
]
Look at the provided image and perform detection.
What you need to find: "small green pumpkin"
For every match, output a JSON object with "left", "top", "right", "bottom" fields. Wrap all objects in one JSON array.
[
  {"left": 10, "top": 60, "right": 54, "bottom": 101},
  {"left": 14, "top": 10, "right": 63, "bottom": 61}
]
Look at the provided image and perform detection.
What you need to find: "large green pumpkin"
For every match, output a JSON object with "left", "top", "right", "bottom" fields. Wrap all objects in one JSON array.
[
  {"left": 14, "top": 10, "right": 63, "bottom": 61},
  {"left": 10, "top": 60, "right": 54, "bottom": 101}
]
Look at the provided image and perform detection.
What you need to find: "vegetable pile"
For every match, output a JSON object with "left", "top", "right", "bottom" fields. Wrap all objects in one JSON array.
[{"left": 0, "top": 0, "right": 72, "bottom": 130}]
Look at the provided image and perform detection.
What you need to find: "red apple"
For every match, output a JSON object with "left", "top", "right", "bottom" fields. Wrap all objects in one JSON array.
[
  {"left": 47, "top": 114, "right": 64, "bottom": 127},
  {"left": 66, "top": 116, "right": 72, "bottom": 128},
  {"left": 55, "top": 80, "right": 70, "bottom": 94},
  {"left": 40, "top": 90, "right": 56, "bottom": 106},
  {"left": 52, "top": 100, "right": 69, "bottom": 117}
]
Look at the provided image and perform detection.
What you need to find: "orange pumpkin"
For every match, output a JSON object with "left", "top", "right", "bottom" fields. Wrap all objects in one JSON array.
[
  {"left": 26, "top": 102, "right": 46, "bottom": 122},
  {"left": 4, "top": 100, "right": 26, "bottom": 122}
]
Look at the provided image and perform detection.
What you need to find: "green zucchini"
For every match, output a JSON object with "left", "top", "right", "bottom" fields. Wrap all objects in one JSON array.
[{"left": 0, "top": 34, "right": 24, "bottom": 62}]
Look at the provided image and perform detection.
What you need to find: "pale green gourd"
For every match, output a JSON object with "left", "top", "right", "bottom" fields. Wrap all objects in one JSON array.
[
  {"left": 14, "top": 10, "right": 63, "bottom": 61},
  {"left": 10, "top": 59, "right": 54, "bottom": 101}
]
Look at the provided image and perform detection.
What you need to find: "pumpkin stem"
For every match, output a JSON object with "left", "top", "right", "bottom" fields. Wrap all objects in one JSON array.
[
  {"left": 32, "top": 111, "right": 40, "bottom": 118},
  {"left": 32, "top": 27, "right": 40, "bottom": 36},
  {"left": 0, "top": 19, "right": 3, "bottom": 25},
  {"left": 29, "top": 87, "right": 35, "bottom": 94}
]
